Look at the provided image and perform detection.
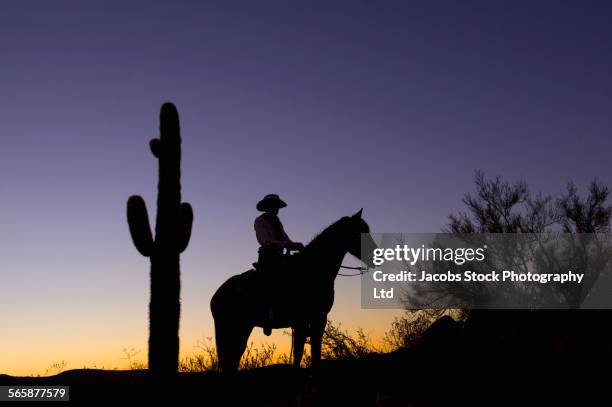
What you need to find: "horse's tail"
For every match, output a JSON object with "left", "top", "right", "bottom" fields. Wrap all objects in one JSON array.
[
  {"left": 210, "top": 274, "right": 239, "bottom": 372},
  {"left": 209, "top": 283, "right": 223, "bottom": 319},
  {"left": 210, "top": 271, "right": 256, "bottom": 373},
  {"left": 210, "top": 273, "right": 244, "bottom": 318}
]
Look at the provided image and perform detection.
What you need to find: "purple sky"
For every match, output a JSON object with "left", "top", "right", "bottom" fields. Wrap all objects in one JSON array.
[{"left": 1, "top": 1, "right": 611, "bottom": 374}]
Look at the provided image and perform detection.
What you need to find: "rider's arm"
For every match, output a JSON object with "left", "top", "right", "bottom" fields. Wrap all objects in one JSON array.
[
  {"left": 277, "top": 222, "right": 292, "bottom": 244},
  {"left": 278, "top": 222, "right": 304, "bottom": 251}
]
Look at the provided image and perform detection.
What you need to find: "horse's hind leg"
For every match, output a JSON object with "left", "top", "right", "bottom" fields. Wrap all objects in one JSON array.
[
  {"left": 234, "top": 324, "right": 252, "bottom": 369},
  {"left": 292, "top": 325, "right": 307, "bottom": 368}
]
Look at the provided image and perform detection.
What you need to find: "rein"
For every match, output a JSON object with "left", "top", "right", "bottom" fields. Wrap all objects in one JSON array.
[{"left": 338, "top": 264, "right": 369, "bottom": 277}]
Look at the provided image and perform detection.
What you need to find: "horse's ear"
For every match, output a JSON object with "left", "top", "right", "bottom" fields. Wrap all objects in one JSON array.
[{"left": 352, "top": 208, "right": 363, "bottom": 219}]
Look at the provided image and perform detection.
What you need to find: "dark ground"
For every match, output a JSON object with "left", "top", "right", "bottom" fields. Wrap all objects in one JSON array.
[{"left": 2, "top": 312, "right": 610, "bottom": 406}]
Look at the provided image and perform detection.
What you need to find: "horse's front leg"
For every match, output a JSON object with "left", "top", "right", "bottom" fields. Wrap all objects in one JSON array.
[
  {"left": 292, "top": 325, "right": 307, "bottom": 368},
  {"left": 310, "top": 317, "right": 327, "bottom": 368}
]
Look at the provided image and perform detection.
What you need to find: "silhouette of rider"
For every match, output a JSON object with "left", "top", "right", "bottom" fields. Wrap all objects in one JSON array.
[{"left": 254, "top": 194, "right": 304, "bottom": 335}]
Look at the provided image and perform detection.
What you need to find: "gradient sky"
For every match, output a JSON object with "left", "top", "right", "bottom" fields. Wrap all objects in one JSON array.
[{"left": 1, "top": 1, "right": 611, "bottom": 375}]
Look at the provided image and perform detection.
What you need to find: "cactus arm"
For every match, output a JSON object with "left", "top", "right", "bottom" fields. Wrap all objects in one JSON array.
[
  {"left": 177, "top": 202, "right": 193, "bottom": 253},
  {"left": 127, "top": 195, "right": 154, "bottom": 257},
  {"left": 150, "top": 138, "right": 161, "bottom": 158}
]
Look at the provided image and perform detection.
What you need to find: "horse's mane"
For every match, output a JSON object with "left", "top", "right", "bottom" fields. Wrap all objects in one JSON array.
[{"left": 304, "top": 216, "right": 350, "bottom": 254}]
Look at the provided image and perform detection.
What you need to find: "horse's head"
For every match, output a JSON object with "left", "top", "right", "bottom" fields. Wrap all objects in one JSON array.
[{"left": 345, "top": 208, "right": 377, "bottom": 269}]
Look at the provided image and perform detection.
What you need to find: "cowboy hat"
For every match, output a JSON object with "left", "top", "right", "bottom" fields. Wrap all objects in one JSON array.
[{"left": 256, "top": 194, "right": 287, "bottom": 211}]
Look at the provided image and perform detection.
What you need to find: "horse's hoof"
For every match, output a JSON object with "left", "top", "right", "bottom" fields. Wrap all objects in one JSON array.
[{"left": 263, "top": 327, "right": 272, "bottom": 336}]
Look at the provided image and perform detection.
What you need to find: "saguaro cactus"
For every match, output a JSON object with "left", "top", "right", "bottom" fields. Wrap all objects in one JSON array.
[{"left": 127, "top": 102, "right": 193, "bottom": 381}]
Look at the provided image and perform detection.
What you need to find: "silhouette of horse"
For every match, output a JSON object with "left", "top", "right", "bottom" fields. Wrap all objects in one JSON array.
[{"left": 210, "top": 209, "right": 376, "bottom": 372}]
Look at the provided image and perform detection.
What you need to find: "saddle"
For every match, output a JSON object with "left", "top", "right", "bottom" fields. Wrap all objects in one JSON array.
[{"left": 252, "top": 251, "right": 299, "bottom": 273}]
